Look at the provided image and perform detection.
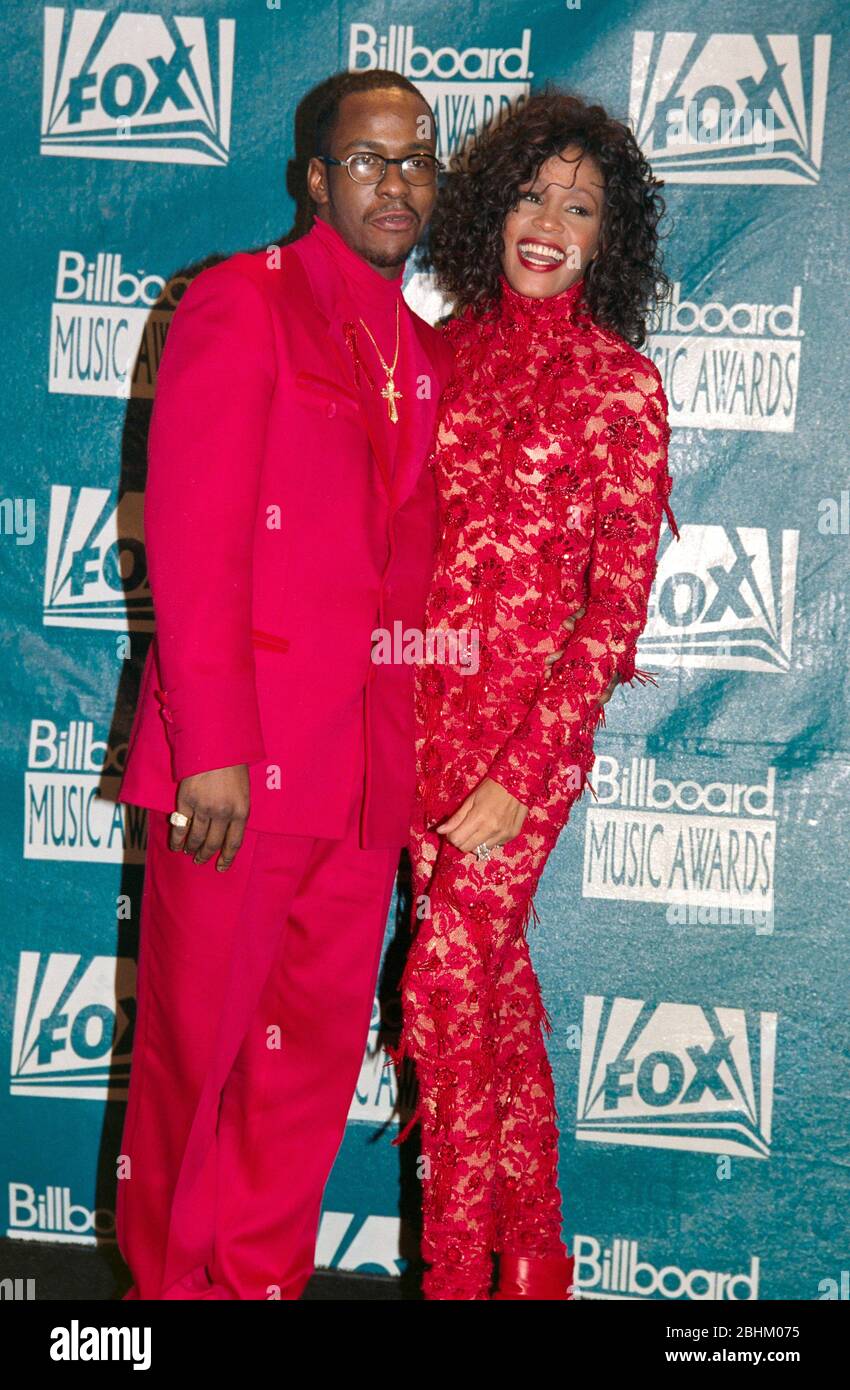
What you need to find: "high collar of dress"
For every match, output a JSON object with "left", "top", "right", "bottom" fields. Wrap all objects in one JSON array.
[
  {"left": 308, "top": 215, "right": 404, "bottom": 307},
  {"left": 495, "top": 270, "right": 587, "bottom": 330}
]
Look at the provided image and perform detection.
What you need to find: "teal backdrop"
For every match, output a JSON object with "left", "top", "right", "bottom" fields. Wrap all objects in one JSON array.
[{"left": 1, "top": 0, "right": 847, "bottom": 1300}]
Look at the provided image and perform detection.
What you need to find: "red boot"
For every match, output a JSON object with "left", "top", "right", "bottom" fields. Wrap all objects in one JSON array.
[{"left": 492, "top": 1252, "right": 575, "bottom": 1300}]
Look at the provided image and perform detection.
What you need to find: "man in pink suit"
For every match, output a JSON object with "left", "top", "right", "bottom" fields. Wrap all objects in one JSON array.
[{"left": 115, "top": 69, "right": 454, "bottom": 1300}]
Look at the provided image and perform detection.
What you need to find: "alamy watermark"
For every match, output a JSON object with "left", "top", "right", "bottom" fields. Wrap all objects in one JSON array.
[
  {"left": 666, "top": 101, "right": 776, "bottom": 152},
  {"left": 371, "top": 621, "right": 480, "bottom": 674}
]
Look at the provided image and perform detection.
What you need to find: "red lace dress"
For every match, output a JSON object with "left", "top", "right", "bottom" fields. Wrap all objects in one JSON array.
[{"left": 388, "top": 271, "right": 677, "bottom": 1299}]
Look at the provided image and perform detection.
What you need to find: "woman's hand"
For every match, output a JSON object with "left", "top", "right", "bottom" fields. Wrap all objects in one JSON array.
[
  {"left": 435, "top": 604, "right": 623, "bottom": 859},
  {"left": 545, "top": 602, "right": 619, "bottom": 705},
  {"left": 435, "top": 777, "right": 529, "bottom": 855}
]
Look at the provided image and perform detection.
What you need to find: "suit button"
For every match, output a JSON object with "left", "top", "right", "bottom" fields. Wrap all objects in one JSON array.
[
  {"left": 154, "top": 687, "right": 173, "bottom": 723},
  {"left": 327, "top": 401, "right": 336, "bottom": 418}
]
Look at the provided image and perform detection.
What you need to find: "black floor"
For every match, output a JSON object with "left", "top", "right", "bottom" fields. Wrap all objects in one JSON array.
[{"left": 0, "top": 1237, "right": 414, "bottom": 1300}]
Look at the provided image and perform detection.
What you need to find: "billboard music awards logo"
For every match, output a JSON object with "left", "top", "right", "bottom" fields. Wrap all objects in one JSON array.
[
  {"left": 44, "top": 484, "right": 153, "bottom": 631},
  {"left": 7, "top": 1182, "right": 115, "bottom": 1244},
  {"left": 639, "top": 524, "right": 798, "bottom": 673},
  {"left": 582, "top": 754, "right": 776, "bottom": 919},
  {"left": 630, "top": 31, "right": 831, "bottom": 183},
  {"left": 576, "top": 995, "right": 776, "bottom": 1159},
  {"left": 50, "top": 251, "right": 186, "bottom": 398},
  {"left": 572, "top": 1234, "right": 760, "bottom": 1301},
  {"left": 11, "top": 951, "right": 135, "bottom": 1101},
  {"left": 41, "top": 6, "right": 235, "bottom": 165},
  {"left": 348, "top": 21, "right": 532, "bottom": 158},
  {"left": 24, "top": 718, "right": 147, "bottom": 864},
  {"left": 647, "top": 283, "right": 803, "bottom": 432}
]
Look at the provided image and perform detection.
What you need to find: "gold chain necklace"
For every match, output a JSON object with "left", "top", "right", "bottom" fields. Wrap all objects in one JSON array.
[{"left": 358, "top": 298, "right": 402, "bottom": 424}]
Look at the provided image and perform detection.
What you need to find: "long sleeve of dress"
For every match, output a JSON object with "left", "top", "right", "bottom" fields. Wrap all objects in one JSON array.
[
  {"left": 487, "top": 364, "right": 676, "bottom": 810},
  {"left": 145, "top": 260, "right": 276, "bottom": 781}
]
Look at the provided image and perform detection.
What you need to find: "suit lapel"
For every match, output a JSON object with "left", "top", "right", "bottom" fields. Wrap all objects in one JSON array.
[
  {"left": 389, "top": 307, "right": 450, "bottom": 513},
  {"left": 290, "top": 233, "right": 452, "bottom": 513},
  {"left": 325, "top": 307, "right": 395, "bottom": 500}
]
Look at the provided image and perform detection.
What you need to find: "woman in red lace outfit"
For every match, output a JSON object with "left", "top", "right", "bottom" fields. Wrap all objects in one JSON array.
[{"left": 388, "top": 92, "right": 678, "bottom": 1300}]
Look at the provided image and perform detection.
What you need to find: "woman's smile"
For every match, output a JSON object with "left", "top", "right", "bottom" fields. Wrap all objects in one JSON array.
[{"left": 515, "top": 238, "right": 567, "bottom": 271}]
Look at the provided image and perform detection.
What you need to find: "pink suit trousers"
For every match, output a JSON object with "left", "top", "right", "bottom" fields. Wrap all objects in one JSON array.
[{"left": 116, "top": 741, "right": 398, "bottom": 1300}]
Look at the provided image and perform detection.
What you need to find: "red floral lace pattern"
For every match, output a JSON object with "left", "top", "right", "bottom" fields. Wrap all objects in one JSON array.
[{"left": 389, "top": 273, "right": 677, "bottom": 1299}]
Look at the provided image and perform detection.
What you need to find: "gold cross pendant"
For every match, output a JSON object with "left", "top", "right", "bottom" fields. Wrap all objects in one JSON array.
[{"left": 381, "top": 375, "right": 402, "bottom": 424}]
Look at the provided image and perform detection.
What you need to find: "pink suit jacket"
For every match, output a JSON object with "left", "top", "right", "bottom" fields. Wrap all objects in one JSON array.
[{"left": 118, "top": 231, "right": 454, "bottom": 846}]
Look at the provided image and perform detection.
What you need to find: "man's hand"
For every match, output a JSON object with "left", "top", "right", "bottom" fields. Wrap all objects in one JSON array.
[
  {"left": 169, "top": 764, "right": 251, "bottom": 871},
  {"left": 435, "top": 776, "right": 529, "bottom": 855},
  {"left": 544, "top": 602, "right": 619, "bottom": 705}
]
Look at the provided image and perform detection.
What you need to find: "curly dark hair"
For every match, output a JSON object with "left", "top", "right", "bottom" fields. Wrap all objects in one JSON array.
[{"left": 427, "top": 88, "right": 669, "bottom": 346}]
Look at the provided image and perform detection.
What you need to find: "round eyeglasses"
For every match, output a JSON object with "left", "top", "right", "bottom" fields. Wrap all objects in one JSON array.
[{"left": 320, "top": 152, "right": 444, "bottom": 185}]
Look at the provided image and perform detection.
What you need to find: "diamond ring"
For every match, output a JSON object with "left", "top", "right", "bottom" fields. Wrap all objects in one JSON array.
[
  {"left": 475, "top": 841, "right": 491, "bottom": 862},
  {"left": 169, "top": 811, "right": 190, "bottom": 828}
]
